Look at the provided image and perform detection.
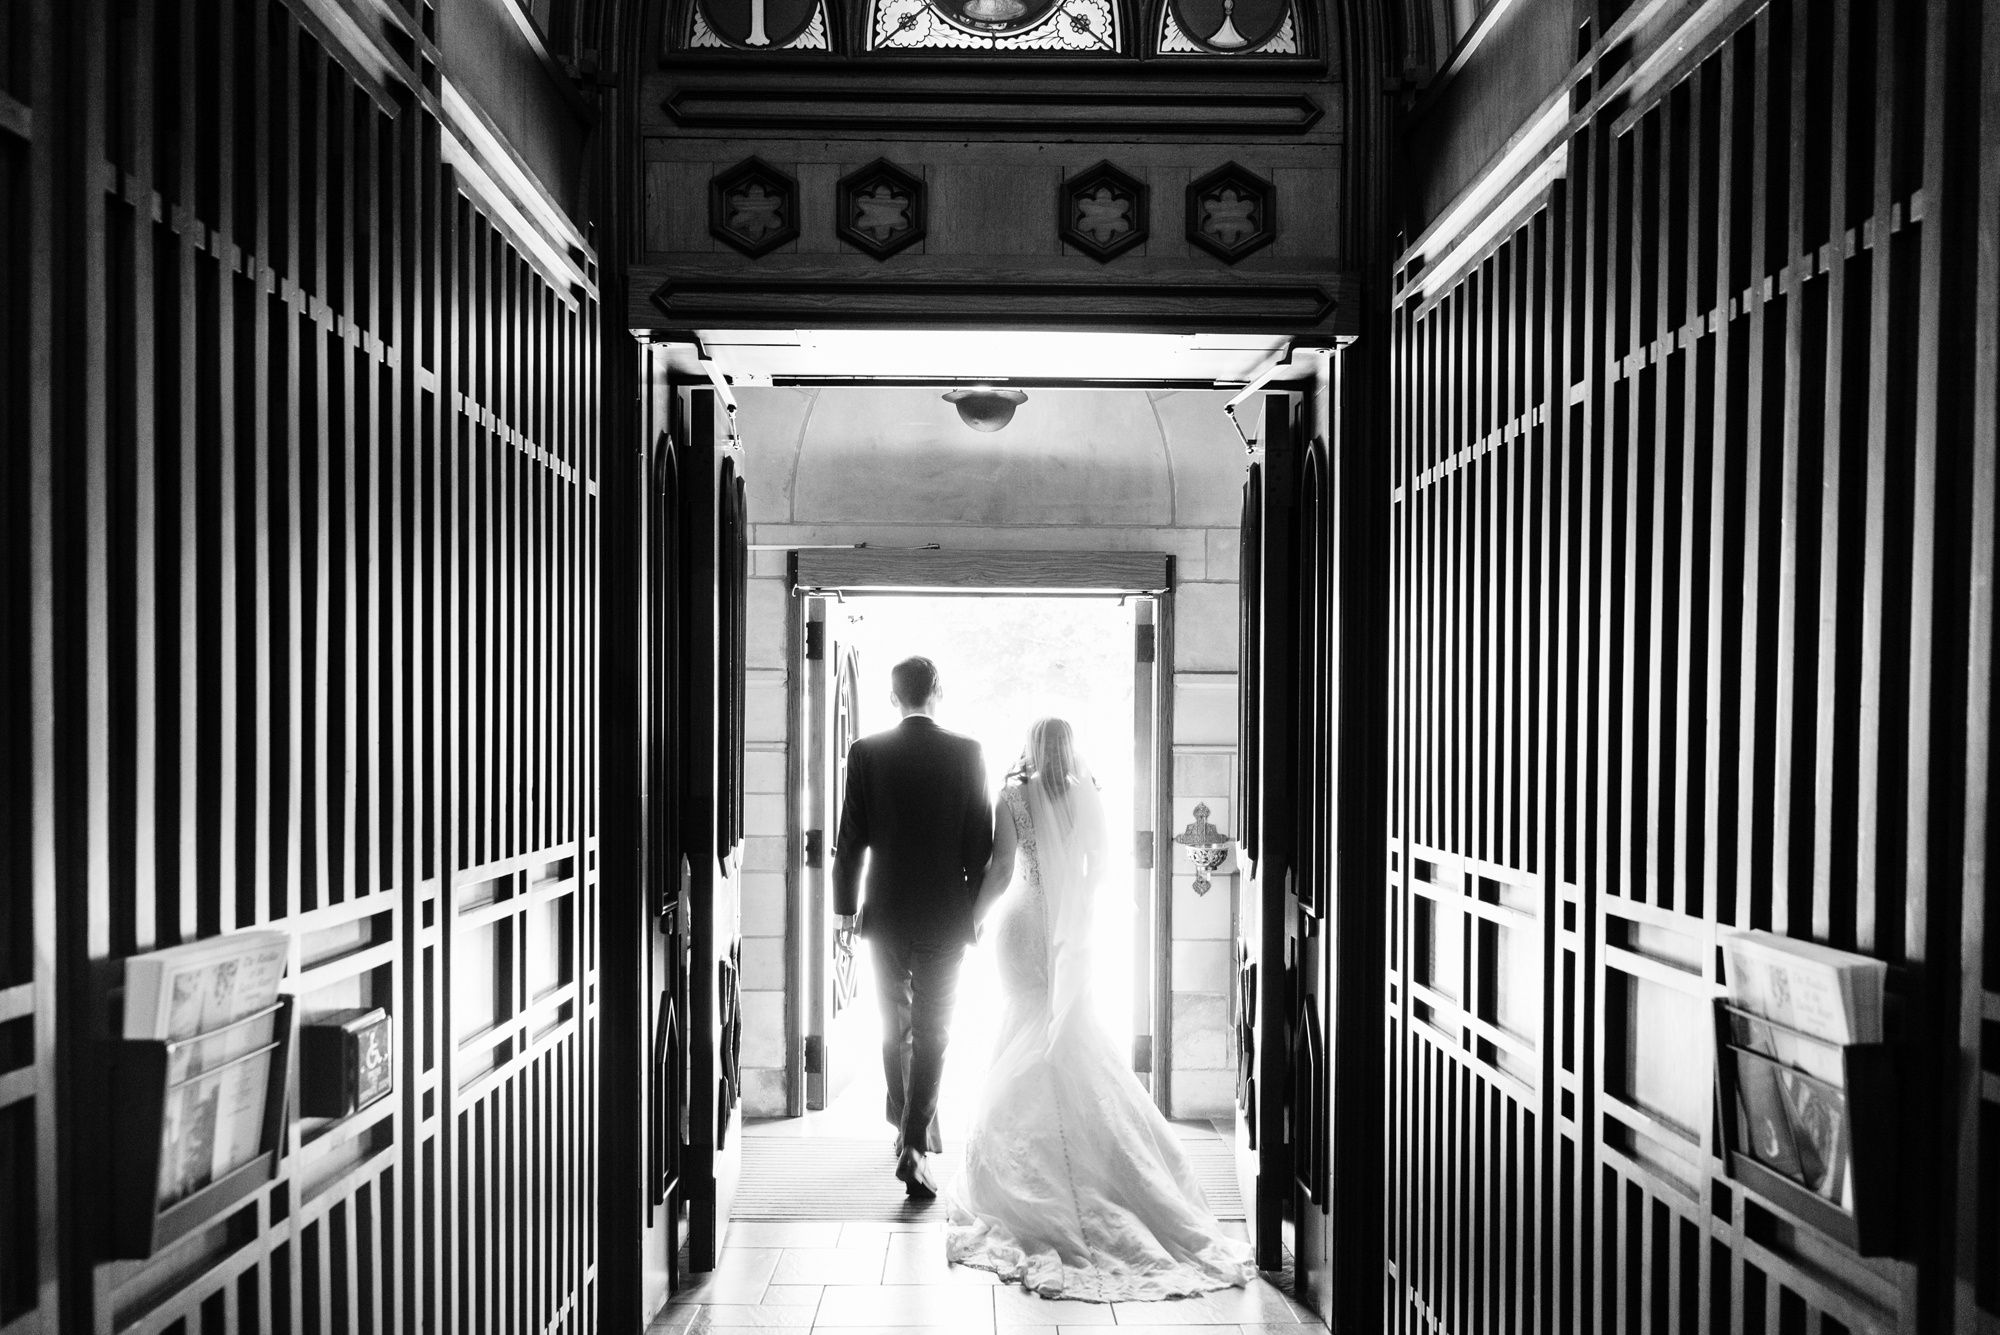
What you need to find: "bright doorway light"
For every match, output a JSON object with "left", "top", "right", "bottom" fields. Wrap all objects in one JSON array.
[{"left": 831, "top": 593, "right": 1140, "bottom": 1139}]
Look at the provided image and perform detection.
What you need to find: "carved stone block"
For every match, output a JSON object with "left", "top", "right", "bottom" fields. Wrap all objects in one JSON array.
[
  {"left": 836, "top": 159, "right": 927, "bottom": 259},
  {"left": 710, "top": 157, "right": 800, "bottom": 258},
  {"left": 1058, "top": 160, "right": 1149, "bottom": 263}
]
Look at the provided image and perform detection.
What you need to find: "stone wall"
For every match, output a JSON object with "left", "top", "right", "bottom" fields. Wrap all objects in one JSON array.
[{"left": 734, "top": 384, "right": 1245, "bottom": 1118}]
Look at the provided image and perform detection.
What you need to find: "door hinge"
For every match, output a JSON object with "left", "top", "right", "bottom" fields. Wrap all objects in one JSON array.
[
  {"left": 1135, "top": 624, "right": 1156, "bottom": 664},
  {"left": 804, "top": 1035, "right": 825, "bottom": 1075},
  {"left": 804, "top": 829, "right": 824, "bottom": 868},
  {"left": 1135, "top": 831, "right": 1154, "bottom": 869},
  {"left": 805, "top": 620, "right": 825, "bottom": 660},
  {"left": 1132, "top": 1035, "right": 1152, "bottom": 1073}
]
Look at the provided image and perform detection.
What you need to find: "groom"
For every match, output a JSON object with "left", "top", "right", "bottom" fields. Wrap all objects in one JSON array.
[{"left": 832, "top": 656, "right": 993, "bottom": 1199}]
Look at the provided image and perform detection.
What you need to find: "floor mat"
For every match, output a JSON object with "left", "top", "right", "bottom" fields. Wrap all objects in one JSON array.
[{"left": 732, "top": 1134, "right": 1246, "bottom": 1222}]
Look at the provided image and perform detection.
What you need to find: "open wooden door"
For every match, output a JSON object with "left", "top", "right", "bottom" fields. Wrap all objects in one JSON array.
[
  {"left": 1287, "top": 420, "right": 1337, "bottom": 1320},
  {"left": 684, "top": 387, "right": 749, "bottom": 1270},
  {"left": 1132, "top": 596, "right": 1166, "bottom": 1097},
  {"left": 614, "top": 373, "right": 756, "bottom": 1298},
  {"left": 802, "top": 600, "right": 865, "bottom": 1109},
  {"left": 641, "top": 358, "right": 693, "bottom": 1309},
  {"left": 1234, "top": 365, "right": 1385, "bottom": 1320},
  {"left": 1236, "top": 392, "right": 1298, "bottom": 1270}
]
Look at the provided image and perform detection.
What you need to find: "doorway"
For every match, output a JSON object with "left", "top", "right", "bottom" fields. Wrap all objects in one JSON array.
[
  {"left": 635, "top": 366, "right": 1282, "bottom": 1271},
  {"left": 802, "top": 592, "right": 1148, "bottom": 1142}
]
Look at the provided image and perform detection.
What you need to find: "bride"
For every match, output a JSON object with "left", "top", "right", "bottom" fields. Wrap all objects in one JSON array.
[{"left": 944, "top": 717, "right": 1257, "bottom": 1302}]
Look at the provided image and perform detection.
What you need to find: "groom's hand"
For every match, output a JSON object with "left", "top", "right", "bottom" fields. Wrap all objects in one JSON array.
[{"left": 837, "top": 914, "right": 857, "bottom": 934}]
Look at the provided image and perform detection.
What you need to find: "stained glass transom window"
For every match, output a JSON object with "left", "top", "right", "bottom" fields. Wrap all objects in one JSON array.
[
  {"left": 687, "top": 0, "right": 833, "bottom": 50},
  {"left": 866, "top": 0, "right": 1121, "bottom": 52},
  {"left": 1157, "top": 0, "right": 1298, "bottom": 54}
]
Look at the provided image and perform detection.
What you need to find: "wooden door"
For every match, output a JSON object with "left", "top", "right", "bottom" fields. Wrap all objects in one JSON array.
[
  {"left": 684, "top": 388, "right": 749, "bottom": 1270},
  {"left": 616, "top": 352, "right": 693, "bottom": 1312},
  {"left": 1280, "top": 348, "right": 1389, "bottom": 1329},
  {"left": 1235, "top": 393, "right": 1298, "bottom": 1269},
  {"left": 1131, "top": 596, "right": 1164, "bottom": 1093},
  {"left": 1235, "top": 376, "right": 1385, "bottom": 1314},
  {"left": 1288, "top": 428, "right": 1336, "bottom": 1316},
  {"left": 803, "top": 604, "right": 864, "bottom": 1110}
]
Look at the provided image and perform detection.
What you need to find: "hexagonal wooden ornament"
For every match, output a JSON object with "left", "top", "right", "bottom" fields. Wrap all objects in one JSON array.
[
  {"left": 710, "top": 157, "right": 799, "bottom": 259},
  {"left": 1187, "top": 162, "right": 1276, "bottom": 263},
  {"left": 836, "top": 159, "right": 927, "bottom": 260},
  {"left": 1058, "top": 161, "right": 1149, "bottom": 263}
]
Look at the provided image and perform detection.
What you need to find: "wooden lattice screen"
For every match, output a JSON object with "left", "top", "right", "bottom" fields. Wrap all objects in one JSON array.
[
  {"left": 7, "top": 0, "right": 603, "bottom": 1327},
  {"left": 1388, "top": 0, "right": 1998, "bottom": 1331}
]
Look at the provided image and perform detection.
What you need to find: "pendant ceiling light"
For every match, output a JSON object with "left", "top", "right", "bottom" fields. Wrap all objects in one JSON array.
[{"left": 942, "top": 386, "right": 1028, "bottom": 432}]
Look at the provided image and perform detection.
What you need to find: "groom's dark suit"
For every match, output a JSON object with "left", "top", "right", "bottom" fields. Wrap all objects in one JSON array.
[{"left": 832, "top": 715, "right": 992, "bottom": 1153}]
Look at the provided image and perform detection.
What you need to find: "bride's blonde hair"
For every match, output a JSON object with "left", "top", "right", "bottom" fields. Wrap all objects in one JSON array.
[{"left": 1013, "top": 717, "right": 1078, "bottom": 799}]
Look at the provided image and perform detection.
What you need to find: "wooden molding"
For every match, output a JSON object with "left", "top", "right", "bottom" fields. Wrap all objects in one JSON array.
[
  {"left": 0, "top": 89, "right": 31, "bottom": 142},
  {"left": 642, "top": 267, "right": 1346, "bottom": 331},
  {"left": 658, "top": 83, "right": 1326, "bottom": 134},
  {"left": 791, "top": 548, "right": 1173, "bottom": 593}
]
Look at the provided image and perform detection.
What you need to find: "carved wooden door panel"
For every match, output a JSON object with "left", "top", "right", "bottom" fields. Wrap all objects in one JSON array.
[
  {"left": 1287, "top": 429, "right": 1336, "bottom": 1318},
  {"left": 1235, "top": 393, "right": 1298, "bottom": 1269},
  {"left": 636, "top": 362, "right": 691, "bottom": 1309},
  {"left": 684, "top": 389, "right": 748, "bottom": 1270}
]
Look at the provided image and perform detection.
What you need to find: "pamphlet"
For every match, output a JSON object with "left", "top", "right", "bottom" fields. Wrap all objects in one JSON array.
[
  {"left": 124, "top": 932, "right": 290, "bottom": 1206},
  {"left": 1720, "top": 930, "right": 1882, "bottom": 1209}
]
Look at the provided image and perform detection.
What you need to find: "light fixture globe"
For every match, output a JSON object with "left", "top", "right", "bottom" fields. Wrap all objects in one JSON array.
[{"left": 942, "top": 387, "right": 1028, "bottom": 432}]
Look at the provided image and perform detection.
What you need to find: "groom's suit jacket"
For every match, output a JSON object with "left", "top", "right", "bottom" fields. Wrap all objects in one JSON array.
[{"left": 833, "top": 716, "right": 993, "bottom": 946}]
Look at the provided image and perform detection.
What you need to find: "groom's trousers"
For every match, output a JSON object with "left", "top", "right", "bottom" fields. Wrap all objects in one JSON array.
[{"left": 870, "top": 934, "right": 964, "bottom": 1154}]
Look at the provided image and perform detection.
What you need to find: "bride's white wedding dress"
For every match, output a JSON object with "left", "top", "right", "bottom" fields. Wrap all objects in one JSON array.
[{"left": 944, "top": 774, "right": 1258, "bottom": 1302}]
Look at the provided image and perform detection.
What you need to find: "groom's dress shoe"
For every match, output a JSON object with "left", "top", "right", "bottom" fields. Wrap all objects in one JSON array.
[{"left": 895, "top": 1148, "right": 939, "bottom": 1200}]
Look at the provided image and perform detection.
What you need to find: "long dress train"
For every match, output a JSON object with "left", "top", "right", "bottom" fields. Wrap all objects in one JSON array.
[{"left": 944, "top": 775, "right": 1257, "bottom": 1303}]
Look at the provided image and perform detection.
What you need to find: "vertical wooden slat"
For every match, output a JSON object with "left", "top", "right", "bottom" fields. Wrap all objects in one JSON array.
[
  {"left": 305, "top": 38, "right": 329, "bottom": 914},
  {"left": 276, "top": 14, "right": 303, "bottom": 931},
  {"left": 1701, "top": 34, "right": 1739, "bottom": 933},
  {"left": 244, "top": 0, "right": 273, "bottom": 931},
  {"left": 1808, "top": 0, "right": 1856, "bottom": 948},
  {"left": 1954, "top": 0, "right": 2000, "bottom": 1326},
  {"left": 1668, "top": 69, "right": 1705, "bottom": 924},
  {"left": 26, "top": 0, "right": 599, "bottom": 1325},
  {"left": 1392, "top": 2, "right": 1990, "bottom": 1333},
  {"left": 1768, "top": 0, "right": 1812, "bottom": 938},
  {"left": 332, "top": 69, "right": 357, "bottom": 909},
  {"left": 1642, "top": 93, "right": 1675, "bottom": 915},
  {"left": 208, "top": 0, "right": 240, "bottom": 939},
  {"left": 21, "top": 0, "right": 60, "bottom": 1320}
]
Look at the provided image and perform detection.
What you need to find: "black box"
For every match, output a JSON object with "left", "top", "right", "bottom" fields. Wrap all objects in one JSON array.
[{"left": 300, "top": 1008, "right": 393, "bottom": 1119}]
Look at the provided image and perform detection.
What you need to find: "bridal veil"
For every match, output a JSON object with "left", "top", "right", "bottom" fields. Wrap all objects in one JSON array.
[{"left": 944, "top": 764, "right": 1257, "bottom": 1302}]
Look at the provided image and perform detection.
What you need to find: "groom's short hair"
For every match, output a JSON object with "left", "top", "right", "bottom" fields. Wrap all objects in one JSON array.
[{"left": 891, "top": 656, "right": 940, "bottom": 707}]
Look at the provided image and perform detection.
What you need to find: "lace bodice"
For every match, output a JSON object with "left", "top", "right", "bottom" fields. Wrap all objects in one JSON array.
[{"left": 992, "top": 785, "right": 1051, "bottom": 998}]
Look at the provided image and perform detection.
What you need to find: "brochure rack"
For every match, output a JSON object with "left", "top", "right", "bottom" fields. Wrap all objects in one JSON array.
[
  {"left": 106, "top": 994, "right": 295, "bottom": 1259},
  {"left": 1711, "top": 1000, "right": 1907, "bottom": 1256}
]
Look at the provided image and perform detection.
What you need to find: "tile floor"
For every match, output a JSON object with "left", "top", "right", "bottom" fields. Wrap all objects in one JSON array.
[{"left": 645, "top": 1219, "right": 1316, "bottom": 1334}]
